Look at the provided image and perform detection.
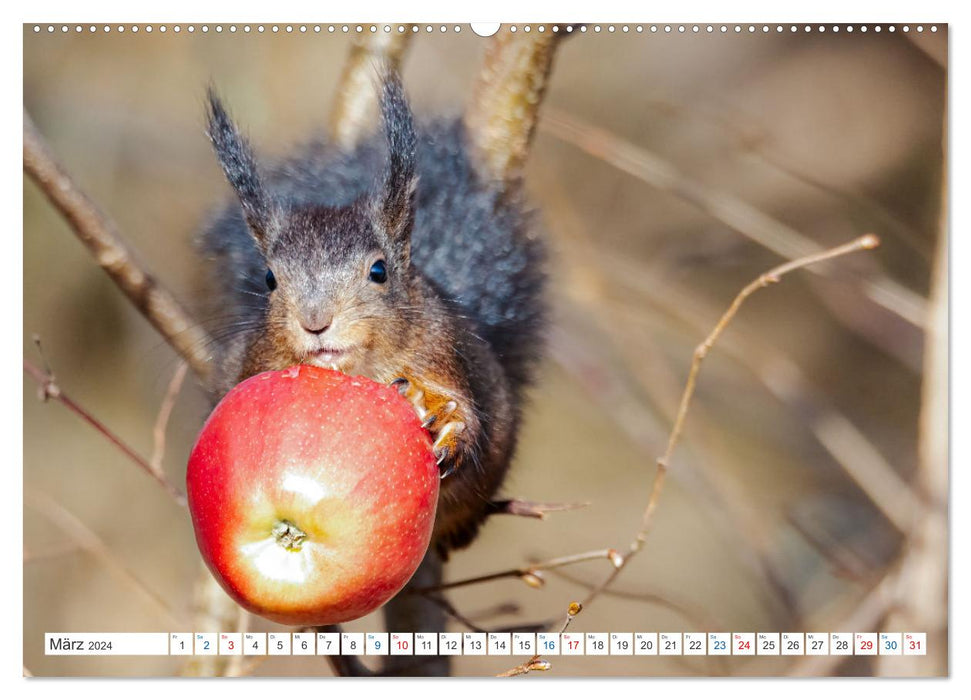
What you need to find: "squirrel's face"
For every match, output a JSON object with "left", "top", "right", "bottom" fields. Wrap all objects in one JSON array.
[
  {"left": 206, "top": 75, "right": 419, "bottom": 378},
  {"left": 259, "top": 203, "right": 414, "bottom": 375}
]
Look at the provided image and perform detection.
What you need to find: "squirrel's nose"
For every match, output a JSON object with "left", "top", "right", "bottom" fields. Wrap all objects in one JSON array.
[
  {"left": 302, "top": 322, "right": 330, "bottom": 336},
  {"left": 299, "top": 312, "right": 333, "bottom": 336}
]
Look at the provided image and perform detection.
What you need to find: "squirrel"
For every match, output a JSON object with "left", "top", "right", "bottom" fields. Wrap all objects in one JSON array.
[{"left": 197, "top": 72, "right": 547, "bottom": 555}]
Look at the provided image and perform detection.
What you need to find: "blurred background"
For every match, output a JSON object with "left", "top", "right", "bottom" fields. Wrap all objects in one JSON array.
[{"left": 23, "top": 24, "right": 947, "bottom": 677}]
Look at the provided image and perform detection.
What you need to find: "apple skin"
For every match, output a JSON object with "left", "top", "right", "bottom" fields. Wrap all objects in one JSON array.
[{"left": 186, "top": 365, "right": 439, "bottom": 626}]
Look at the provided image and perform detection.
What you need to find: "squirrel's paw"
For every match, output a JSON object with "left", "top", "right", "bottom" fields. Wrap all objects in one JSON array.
[{"left": 390, "top": 377, "right": 466, "bottom": 479}]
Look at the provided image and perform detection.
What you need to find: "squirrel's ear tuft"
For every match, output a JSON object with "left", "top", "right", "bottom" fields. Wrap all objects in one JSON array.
[
  {"left": 206, "top": 88, "right": 273, "bottom": 249},
  {"left": 375, "top": 71, "right": 418, "bottom": 255}
]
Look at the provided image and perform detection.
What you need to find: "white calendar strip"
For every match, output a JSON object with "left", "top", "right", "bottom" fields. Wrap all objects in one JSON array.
[{"left": 45, "top": 632, "right": 928, "bottom": 656}]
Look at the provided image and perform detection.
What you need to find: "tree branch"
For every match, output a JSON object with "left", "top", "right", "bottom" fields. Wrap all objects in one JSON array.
[
  {"left": 486, "top": 498, "right": 588, "bottom": 519},
  {"left": 577, "top": 234, "right": 881, "bottom": 610},
  {"left": 23, "top": 359, "right": 187, "bottom": 506},
  {"left": 464, "top": 27, "right": 566, "bottom": 184},
  {"left": 150, "top": 361, "right": 188, "bottom": 475},
  {"left": 23, "top": 111, "right": 212, "bottom": 381},
  {"left": 540, "top": 109, "right": 924, "bottom": 329},
  {"left": 329, "top": 31, "right": 412, "bottom": 150},
  {"left": 411, "top": 548, "right": 623, "bottom": 594},
  {"left": 497, "top": 602, "right": 581, "bottom": 677}
]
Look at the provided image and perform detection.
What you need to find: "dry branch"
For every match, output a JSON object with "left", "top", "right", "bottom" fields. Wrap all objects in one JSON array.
[
  {"left": 23, "top": 359, "right": 187, "bottom": 506},
  {"left": 569, "top": 233, "right": 920, "bottom": 539},
  {"left": 329, "top": 31, "right": 412, "bottom": 150},
  {"left": 23, "top": 112, "right": 212, "bottom": 381},
  {"left": 150, "top": 361, "right": 188, "bottom": 475},
  {"left": 487, "top": 498, "right": 589, "bottom": 519},
  {"left": 540, "top": 109, "right": 925, "bottom": 329},
  {"left": 575, "top": 234, "right": 880, "bottom": 611},
  {"left": 497, "top": 602, "right": 581, "bottom": 677},
  {"left": 876, "top": 126, "right": 948, "bottom": 677},
  {"left": 412, "top": 548, "right": 623, "bottom": 594},
  {"left": 464, "top": 28, "right": 565, "bottom": 184}
]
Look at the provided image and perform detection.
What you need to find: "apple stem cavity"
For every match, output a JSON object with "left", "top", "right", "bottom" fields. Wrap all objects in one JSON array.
[{"left": 272, "top": 520, "right": 307, "bottom": 551}]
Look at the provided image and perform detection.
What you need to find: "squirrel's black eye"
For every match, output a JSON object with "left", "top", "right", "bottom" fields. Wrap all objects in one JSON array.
[
  {"left": 368, "top": 259, "right": 388, "bottom": 284},
  {"left": 265, "top": 269, "right": 277, "bottom": 291}
]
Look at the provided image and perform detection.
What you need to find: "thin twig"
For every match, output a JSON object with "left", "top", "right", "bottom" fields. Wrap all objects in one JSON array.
[
  {"left": 23, "top": 359, "right": 187, "bottom": 506},
  {"left": 411, "top": 548, "right": 624, "bottom": 594},
  {"left": 571, "top": 232, "right": 921, "bottom": 538},
  {"left": 497, "top": 602, "right": 581, "bottom": 677},
  {"left": 543, "top": 568, "right": 722, "bottom": 634},
  {"left": 23, "top": 111, "right": 211, "bottom": 380},
  {"left": 538, "top": 166, "right": 805, "bottom": 622},
  {"left": 577, "top": 234, "right": 881, "bottom": 610},
  {"left": 150, "top": 360, "right": 188, "bottom": 475},
  {"left": 487, "top": 498, "right": 589, "bottom": 519}
]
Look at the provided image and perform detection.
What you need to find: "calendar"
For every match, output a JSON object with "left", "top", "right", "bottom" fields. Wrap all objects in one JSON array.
[{"left": 44, "top": 632, "right": 929, "bottom": 657}]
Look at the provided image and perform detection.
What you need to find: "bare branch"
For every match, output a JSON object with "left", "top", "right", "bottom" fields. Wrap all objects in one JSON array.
[
  {"left": 150, "top": 360, "right": 188, "bottom": 476},
  {"left": 497, "top": 602, "right": 581, "bottom": 678},
  {"left": 543, "top": 569, "right": 722, "bottom": 634},
  {"left": 464, "top": 28, "right": 565, "bottom": 184},
  {"left": 411, "top": 548, "right": 623, "bottom": 594},
  {"left": 661, "top": 235, "right": 881, "bottom": 473},
  {"left": 23, "top": 359, "right": 187, "bottom": 507},
  {"left": 576, "top": 234, "right": 880, "bottom": 610},
  {"left": 540, "top": 109, "right": 924, "bottom": 329},
  {"left": 543, "top": 172, "right": 919, "bottom": 545},
  {"left": 329, "top": 31, "right": 412, "bottom": 150},
  {"left": 23, "top": 111, "right": 212, "bottom": 381},
  {"left": 487, "top": 498, "right": 589, "bottom": 519},
  {"left": 876, "top": 128, "right": 948, "bottom": 677}
]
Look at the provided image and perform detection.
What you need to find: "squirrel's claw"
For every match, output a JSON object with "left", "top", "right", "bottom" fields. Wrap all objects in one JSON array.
[
  {"left": 390, "top": 376, "right": 465, "bottom": 479},
  {"left": 432, "top": 421, "right": 465, "bottom": 478}
]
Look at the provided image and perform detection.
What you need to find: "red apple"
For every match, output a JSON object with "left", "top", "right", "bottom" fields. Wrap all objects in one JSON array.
[{"left": 186, "top": 365, "right": 439, "bottom": 626}]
